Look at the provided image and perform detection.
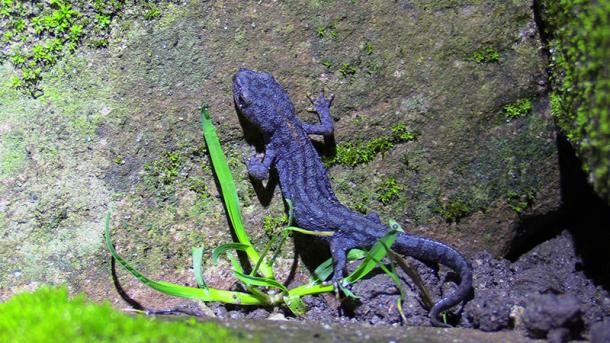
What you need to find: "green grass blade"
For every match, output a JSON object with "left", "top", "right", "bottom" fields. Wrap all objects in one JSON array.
[
  {"left": 104, "top": 213, "right": 263, "bottom": 305},
  {"left": 288, "top": 283, "right": 334, "bottom": 297},
  {"left": 348, "top": 249, "right": 367, "bottom": 260},
  {"left": 200, "top": 105, "right": 273, "bottom": 278},
  {"left": 310, "top": 249, "right": 368, "bottom": 283},
  {"left": 344, "top": 229, "right": 398, "bottom": 284},
  {"left": 227, "top": 253, "right": 244, "bottom": 274},
  {"left": 284, "top": 226, "right": 334, "bottom": 237},
  {"left": 192, "top": 247, "right": 207, "bottom": 289},
  {"left": 232, "top": 270, "right": 288, "bottom": 294},
  {"left": 285, "top": 198, "right": 295, "bottom": 225},
  {"left": 311, "top": 258, "right": 334, "bottom": 283},
  {"left": 283, "top": 294, "right": 306, "bottom": 316},
  {"left": 211, "top": 243, "right": 250, "bottom": 264}
]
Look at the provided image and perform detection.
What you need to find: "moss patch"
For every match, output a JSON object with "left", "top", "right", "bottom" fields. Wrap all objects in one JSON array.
[
  {"left": 503, "top": 98, "right": 532, "bottom": 119},
  {"left": 0, "top": 0, "right": 183, "bottom": 96},
  {"left": 0, "top": 286, "right": 247, "bottom": 342},
  {"left": 324, "top": 123, "right": 416, "bottom": 167},
  {"left": 469, "top": 47, "right": 500, "bottom": 63},
  {"left": 0, "top": 130, "right": 25, "bottom": 180},
  {"left": 375, "top": 178, "right": 401, "bottom": 205},
  {"left": 538, "top": 0, "right": 610, "bottom": 202}
]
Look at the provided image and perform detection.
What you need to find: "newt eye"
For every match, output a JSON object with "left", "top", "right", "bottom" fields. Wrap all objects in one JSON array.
[{"left": 238, "top": 92, "right": 251, "bottom": 106}]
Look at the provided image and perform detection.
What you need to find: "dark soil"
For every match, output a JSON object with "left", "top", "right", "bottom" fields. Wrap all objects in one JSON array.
[{"left": 205, "top": 230, "right": 608, "bottom": 341}]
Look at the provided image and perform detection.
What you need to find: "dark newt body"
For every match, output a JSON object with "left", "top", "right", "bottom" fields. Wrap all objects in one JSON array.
[{"left": 232, "top": 68, "right": 472, "bottom": 326}]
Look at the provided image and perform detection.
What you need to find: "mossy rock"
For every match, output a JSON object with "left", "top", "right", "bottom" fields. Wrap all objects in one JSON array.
[
  {"left": 538, "top": 0, "right": 610, "bottom": 203},
  {"left": 0, "top": 0, "right": 561, "bottom": 308}
]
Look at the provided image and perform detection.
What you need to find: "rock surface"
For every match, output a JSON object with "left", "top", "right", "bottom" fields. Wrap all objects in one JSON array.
[{"left": 1, "top": 0, "right": 560, "bottom": 315}]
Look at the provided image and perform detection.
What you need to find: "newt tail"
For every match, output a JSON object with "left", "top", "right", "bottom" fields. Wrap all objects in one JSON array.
[{"left": 393, "top": 233, "right": 473, "bottom": 326}]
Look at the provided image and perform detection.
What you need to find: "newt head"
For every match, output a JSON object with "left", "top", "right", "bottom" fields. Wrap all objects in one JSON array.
[{"left": 233, "top": 68, "right": 295, "bottom": 135}]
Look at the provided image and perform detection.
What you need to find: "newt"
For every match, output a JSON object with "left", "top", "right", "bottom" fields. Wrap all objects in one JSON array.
[{"left": 232, "top": 68, "right": 473, "bottom": 326}]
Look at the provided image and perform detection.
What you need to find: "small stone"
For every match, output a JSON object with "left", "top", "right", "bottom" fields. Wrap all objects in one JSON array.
[{"left": 523, "top": 293, "right": 582, "bottom": 339}]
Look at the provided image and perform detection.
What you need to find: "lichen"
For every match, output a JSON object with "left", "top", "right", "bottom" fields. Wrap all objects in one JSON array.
[{"left": 538, "top": 0, "right": 610, "bottom": 202}]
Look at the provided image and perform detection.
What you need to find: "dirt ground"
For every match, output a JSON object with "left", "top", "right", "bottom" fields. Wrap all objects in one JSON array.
[{"left": 201, "top": 229, "right": 607, "bottom": 342}]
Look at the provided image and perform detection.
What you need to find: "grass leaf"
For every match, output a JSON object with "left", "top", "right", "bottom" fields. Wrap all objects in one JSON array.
[
  {"left": 104, "top": 213, "right": 263, "bottom": 305},
  {"left": 344, "top": 229, "right": 398, "bottom": 284},
  {"left": 232, "top": 270, "right": 288, "bottom": 294},
  {"left": 283, "top": 294, "right": 306, "bottom": 316},
  {"left": 283, "top": 226, "right": 334, "bottom": 237},
  {"left": 310, "top": 249, "right": 369, "bottom": 283},
  {"left": 192, "top": 247, "right": 207, "bottom": 289},
  {"left": 211, "top": 243, "right": 250, "bottom": 264},
  {"left": 200, "top": 105, "right": 273, "bottom": 278}
]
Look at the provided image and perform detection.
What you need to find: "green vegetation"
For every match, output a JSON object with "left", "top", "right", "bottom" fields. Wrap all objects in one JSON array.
[
  {"left": 503, "top": 98, "right": 532, "bottom": 119},
  {"left": 107, "top": 105, "right": 412, "bottom": 316},
  {"left": 0, "top": 287, "right": 244, "bottom": 343},
  {"left": 469, "top": 47, "right": 500, "bottom": 63},
  {"left": 0, "top": 131, "right": 26, "bottom": 180},
  {"left": 435, "top": 199, "right": 472, "bottom": 223},
  {"left": 538, "top": 0, "right": 610, "bottom": 201},
  {"left": 0, "top": 0, "right": 170, "bottom": 96},
  {"left": 362, "top": 40, "right": 374, "bottom": 55},
  {"left": 507, "top": 189, "right": 535, "bottom": 214},
  {"left": 338, "top": 63, "right": 357, "bottom": 77},
  {"left": 325, "top": 123, "right": 416, "bottom": 167},
  {"left": 262, "top": 213, "right": 288, "bottom": 236},
  {"left": 143, "top": 2, "right": 161, "bottom": 20},
  {"left": 314, "top": 23, "right": 337, "bottom": 38},
  {"left": 376, "top": 178, "right": 401, "bottom": 205},
  {"left": 143, "top": 151, "right": 183, "bottom": 198}
]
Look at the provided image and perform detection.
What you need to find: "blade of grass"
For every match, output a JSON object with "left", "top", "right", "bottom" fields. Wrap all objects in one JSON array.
[
  {"left": 311, "top": 249, "right": 367, "bottom": 283},
  {"left": 344, "top": 229, "right": 398, "bottom": 284},
  {"left": 104, "top": 213, "right": 263, "bottom": 305},
  {"left": 232, "top": 270, "right": 288, "bottom": 294},
  {"left": 388, "top": 248, "right": 434, "bottom": 309},
  {"left": 211, "top": 243, "right": 250, "bottom": 264},
  {"left": 283, "top": 294, "right": 306, "bottom": 316},
  {"left": 192, "top": 247, "right": 207, "bottom": 289},
  {"left": 200, "top": 105, "right": 273, "bottom": 278},
  {"left": 288, "top": 283, "right": 334, "bottom": 297},
  {"left": 285, "top": 198, "right": 295, "bottom": 225},
  {"left": 284, "top": 226, "right": 334, "bottom": 237}
]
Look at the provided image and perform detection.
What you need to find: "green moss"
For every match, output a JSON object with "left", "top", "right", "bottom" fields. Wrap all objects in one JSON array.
[
  {"left": 262, "top": 213, "right": 288, "bottom": 236},
  {"left": 435, "top": 199, "right": 473, "bottom": 223},
  {"left": 0, "top": 287, "right": 245, "bottom": 343},
  {"left": 314, "top": 23, "right": 336, "bottom": 38},
  {"left": 376, "top": 178, "right": 401, "bottom": 205},
  {"left": 503, "top": 98, "right": 532, "bottom": 119},
  {"left": 338, "top": 63, "right": 357, "bottom": 77},
  {"left": 469, "top": 47, "right": 500, "bottom": 63},
  {"left": 0, "top": 131, "right": 25, "bottom": 180},
  {"left": 362, "top": 40, "right": 374, "bottom": 55},
  {"left": 144, "top": 3, "right": 161, "bottom": 20},
  {"left": 507, "top": 189, "right": 535, "bottom": 214},
  {"left": 144, "top": 151, "right": 182, "bottom": 188},
  {"left": 0, "top": 1, "right": 171, "bottom": 96},
  {"left": 539, "top": 0, "right": 610, "bottom": 201},
  {"left": 325, "top": 123, "right": 416, "bottom": 167}
]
